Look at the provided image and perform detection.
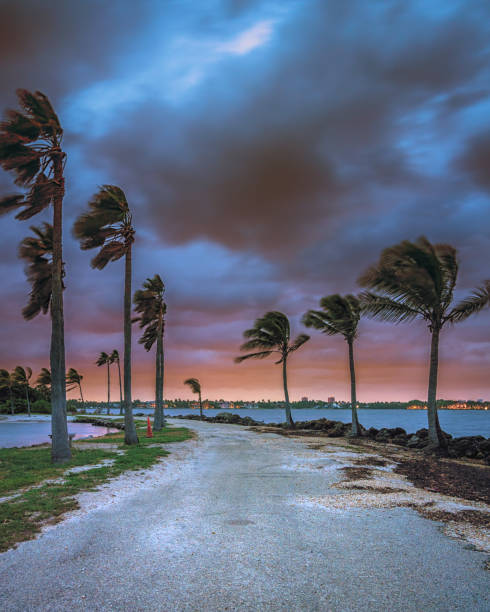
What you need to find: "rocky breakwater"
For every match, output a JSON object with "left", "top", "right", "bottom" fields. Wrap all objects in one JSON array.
[
  {"left": 173, "top": 413, "right": 490, "bottom": 463},
  {"left": 74, "top": 416, "right": 125, "bottom": 430}
]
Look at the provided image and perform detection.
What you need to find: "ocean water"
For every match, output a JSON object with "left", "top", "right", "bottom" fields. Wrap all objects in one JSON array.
[
  {"left": 133, "top": 407, "right": 489, "bottom": 438},
  {"left": 0, "top": 418, "right": 119, "bottom": 449}
]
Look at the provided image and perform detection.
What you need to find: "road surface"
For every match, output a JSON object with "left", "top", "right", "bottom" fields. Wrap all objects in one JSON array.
[{"left": 0, "top": 420, "right": 488, "bottom": 611}]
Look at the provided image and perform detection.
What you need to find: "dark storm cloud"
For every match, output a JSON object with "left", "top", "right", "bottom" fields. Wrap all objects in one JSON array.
[{"left": 0, "top": 0, "right": 489, "bottom": 400}]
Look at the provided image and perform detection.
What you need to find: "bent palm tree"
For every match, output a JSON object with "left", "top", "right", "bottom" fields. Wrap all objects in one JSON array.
[
  {"left": 96, "top": 352, "right": 111, "bottom": 415},
  {"left": 66, "top": 368, "right": 84, "bottom": 411},
  {"left": 184, "top": 378, "right": 203, "bottom": 420},
  {"left": 110, "top": 350, "right": 123, "bottom": 416},
  {"left": 0, "top": 90, "right": 70, "bottom": 462},
  {"left": 73, "top": 185, "right": 138, "bottom": 444},
  {"left": 359, "top": 237, "right": 490, "bottom": 449},
  {"left": 303, "top": 295, "right": 362, "bottom": 436},
  {"left": 13, "top": 366, "right": 33, "bottom": 417},
  {"left": 37, "top": 367, "right": 51, "bottom": 387},
  {"left": 134, "top": 275, "right": 167, "bottom": 431},
  {"left": 235, "top": 311, "right": 309, "bottom": 427},
  {"left": 0, "top": 369, "right": 16, "bottom": 415}
]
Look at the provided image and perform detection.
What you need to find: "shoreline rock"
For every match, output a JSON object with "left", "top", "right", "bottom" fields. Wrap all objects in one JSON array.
[{"left": 172, "top": 413, "right": 490, "bottom": 462}]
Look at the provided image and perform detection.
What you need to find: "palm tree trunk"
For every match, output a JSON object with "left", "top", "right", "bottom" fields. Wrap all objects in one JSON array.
[
  {"left": 282, "top": 356, "right": 294, "bottom": 427},
  {"left": 50, "top": 152, "right": 70, "bottom": 463},
  {"left": 154, "top": 318, "right": 163, "bottom": 431},
  {"left": 199, "top": 391, "right": 203, "bottom": 420},
  {"left": 123, "top": 246, "right": 138, "bottom": 445},
  {"left": 9, "top": 387, "right": 14, "bottom": 415},
  {"left": 348, "top": 338, "right": 361, "bottom": 436},
  {"left": 106, "top": 361, "right": 111, "bottom": 415},
  {"left": 25, "top": 386, "right": 31, "bottom": 417},
  {"left": 117, "top": 359, "right": 123, "bottom": 416},
  {"left": 79, "top": 383, "right": 85, "bottom": 413},
  {"left": 161, "top": 346, "right": 166, "bottom": 427},
  {"left": 427, "top": 326, "right": 446, "bottom": 448}
]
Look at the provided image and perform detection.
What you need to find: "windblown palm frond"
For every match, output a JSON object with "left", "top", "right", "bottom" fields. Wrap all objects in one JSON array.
[
  {"left": 303, "top": 294, "right": 361, "bottom": 340},
  {"left": 36, "top": 367, "right": 51, "bottom": 386},
  {"left": 13, "top": 366, "right": 32, "bottom": 385},
  {"left": 184, "top": 378, "right": 201, "bottom": 395},
  {"left": 448, "top": 280, "right": 490, "bottom": 322},
  {"left": 96, "top": 352, "right": 110, "bottom": 367},
  {"left": 66, "top": 368, "right": 83, "bottom": 390},
  {"left": 73, "top": 185, "right": 134, "bottom": 269},
  {"left": 0, "top": 90, "right": 63, "bottom": 219},
  {"left": 133, "top": 274, "right": 166, "bottom": 351},
  {"left": 18, "top": 222, "right": 65, "bottom": 320}
]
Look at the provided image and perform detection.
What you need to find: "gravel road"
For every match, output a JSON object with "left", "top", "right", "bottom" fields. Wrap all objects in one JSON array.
[{"left": 0, "top": 420, "right": 488, "bottom": 611}]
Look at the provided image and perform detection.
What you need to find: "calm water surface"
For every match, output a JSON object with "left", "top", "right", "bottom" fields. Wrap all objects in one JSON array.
[
  {"left": 0, "top": 418, "right": 119, "bottom": 449},
  {"left": 133, "top": 407, "right": 489, "bottom": 438}
]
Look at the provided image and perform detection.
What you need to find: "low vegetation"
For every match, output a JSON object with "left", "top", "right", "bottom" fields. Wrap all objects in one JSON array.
[{"left": 0, "top": 421, "right": 191, "bottom": 552}]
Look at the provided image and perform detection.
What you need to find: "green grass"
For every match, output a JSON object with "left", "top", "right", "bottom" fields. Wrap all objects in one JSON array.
[{"left": 0, "top": 425, "right": 192, "bottom": 553}]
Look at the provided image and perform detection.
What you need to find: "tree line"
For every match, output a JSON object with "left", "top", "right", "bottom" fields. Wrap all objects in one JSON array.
[{"left": 1, "top": 91, "right": 489, "bottom": 461}]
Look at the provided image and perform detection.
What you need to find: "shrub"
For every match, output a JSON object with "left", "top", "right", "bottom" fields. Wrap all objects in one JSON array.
[{"left": 32, "top": 399, "right": 51, "bottom": 414}]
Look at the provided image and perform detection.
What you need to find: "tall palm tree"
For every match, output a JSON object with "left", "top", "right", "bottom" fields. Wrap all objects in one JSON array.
[
  {"left": 96, "top": 352, "right": 111, "bottom": 415},
  {"left": 235, "top": 311, "right": 309, "bottom": 427},
  {"left": 0, "top": 369, "right": 16, "bottom": 415},
  {"left": 13, "top": 366, "right": 33, "bottom": 417},
  {"left": 184, "top": 378, "right": 203, "bottom": 420},
  {"left": 359, "top": 237, "right": 490, "bottom": 449},
  {"left": 73, "top": 185, "right": 138, "bottom": 444},
  {"left": 134, "top": 274, "right": 167, "bottom": 430},
  {"left": 0, "top": 90, "right": 70, "bottom": 462},
  {"left": 110, "top": 350, "right": 123, "bottom": 416},
  {"left": 66, "top": 368, "right": 84, "bottom": 411},
  {"left": 303, "top": 295, "right": 362, "bottom": 436}
]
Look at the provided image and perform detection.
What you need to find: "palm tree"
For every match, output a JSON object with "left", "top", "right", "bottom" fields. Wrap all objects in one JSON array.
[
  {"left": 0, "top": 90, "right": 70, "bottom": 462},
  {"left": 13, "top": 366, "right": 33, "bottom": 417},
  {"left": 110, "top": 350, "right": 123, "bottom": 416},
  {"left": 0, "top": 369, "right": 16, "bottom": 415},
  {"left": 36, "top": 367, "right": 51, "bottom": 402},
  {"left": 134, "top": 275, "right": 167, "bottom": 431},
  {"left": 96, "top": 352, "right": 111, "bottom": 415},
  {"left": 235, "top": 311, "right": 309, "bottom": 427},
  {"left": 73, "top": 185, "right": 138, "bottom": 445},
  {"left": 184, "top": 378, "right": 203, "bottom": 419},
  {"left": 303, "top": 295, "right": 362, "bottom": 436},
  {"left": 359, "top": 237, "right": 490, "bottom": 449},
  {"left": 66, "top": 368, "right": 84, "bottom": 411}
]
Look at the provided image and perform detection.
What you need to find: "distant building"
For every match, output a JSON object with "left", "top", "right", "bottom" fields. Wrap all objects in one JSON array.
[{"left": 328, "top": 396, "right": 335, "bottom": 403}]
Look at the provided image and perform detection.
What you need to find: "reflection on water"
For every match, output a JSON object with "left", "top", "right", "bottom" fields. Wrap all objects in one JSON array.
[{"left": 0, "top": 419, "right": 119, "bottom": 448}]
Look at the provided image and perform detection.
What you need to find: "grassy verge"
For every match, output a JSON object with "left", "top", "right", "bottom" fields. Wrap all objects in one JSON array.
[{"left": 0, "top": 424, "right": 192, "bottom": 553}]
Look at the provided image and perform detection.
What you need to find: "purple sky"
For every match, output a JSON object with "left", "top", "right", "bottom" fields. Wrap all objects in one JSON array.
[{"left": 0, "top": 0, "right": 489, "bottom": 402}]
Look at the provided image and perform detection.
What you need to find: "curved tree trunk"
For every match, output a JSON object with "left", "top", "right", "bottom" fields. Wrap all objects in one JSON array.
[
  {"left": 25, "top": 386, "right": 31, "bottom": 417},
  {"left": 117, "top": 359, "right": 123, "bottom": 416},
  {"left": 106, "top": 361, "right": 111, "bottom": 415},
  {"left": 50, "top": 152, "right": 70, "bottom": 463},
  {"left": 153, "top": 318, "right": 163, "bottom": 431},
  {"left": 123, "top": 246, "right": 138, "bottom": 445},
  {"left": 282, "top": 356, "right": 294, "bottom": 427},
  {"left": 348, "top": 338, "right": 361, "bottom": 436},
  {"left": 427, "top": 326, "right": 446, "bottom": 448},
  {"left": 161, "top": 346, "right": 166, "bottom": 427},
  {"left": 79, "top": 383, "right": 85, "bottom": 413}
]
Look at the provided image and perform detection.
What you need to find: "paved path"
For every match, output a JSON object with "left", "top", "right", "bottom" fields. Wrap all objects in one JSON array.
[{"left": 1, "top": 420, "right": 488, "bottom": 611}]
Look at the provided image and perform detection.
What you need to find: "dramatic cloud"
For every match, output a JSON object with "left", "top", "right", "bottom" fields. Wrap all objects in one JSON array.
[{"left": 0, "top": 0, "right": 489, "bottom": 401}]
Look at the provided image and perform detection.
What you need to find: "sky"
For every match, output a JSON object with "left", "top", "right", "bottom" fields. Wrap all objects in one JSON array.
[{"left": 0, "top": 0, "right": 489, "bottom": 402}]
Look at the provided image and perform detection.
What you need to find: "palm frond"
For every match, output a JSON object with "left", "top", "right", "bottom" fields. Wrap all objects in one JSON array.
[
  {"left": 288, "top": 334, "right": 310, "bottom": 353},
  {"left": 359, "top": 291, "right": 421, "bottom": 323},
  {"left": 234, "top": 351, "right": 273, "bottom": 363},
  {"left": 184, "top": 378, "right": 201, "bottom": 394},
  {"left": 447, "top": 281, "right": 490, "bottom": 322},
  {"left": 91, "top": 241, "right": 126, "bottom": 269}
]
